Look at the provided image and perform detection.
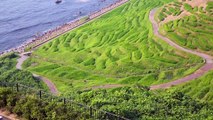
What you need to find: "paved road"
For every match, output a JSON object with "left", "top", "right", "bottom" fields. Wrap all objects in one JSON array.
[
  {"left": 16, "top": 53, "right": 59, "bottom": 95},
  {"left": 149, "top": 9, "right": 213, "bottom": 90}
]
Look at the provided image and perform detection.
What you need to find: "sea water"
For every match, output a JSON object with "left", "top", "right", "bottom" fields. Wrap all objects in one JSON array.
[{"left": 0, "top": 0, "right": 117, "bottom": 52}]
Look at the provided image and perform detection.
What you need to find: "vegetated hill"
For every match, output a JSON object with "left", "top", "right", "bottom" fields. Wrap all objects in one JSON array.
[
  {"left": 0, "top": 53, "right": 212, "bottom": 119},
  {"left": 0, "top": 54, "right": 46, "bottom": 89},
  {"left": 23, "top": 0, "right": 203, "bottom": 92},
  {"left": 174, "top": 70, "right": 213, "bottom": 104},
  {"left": 1, "top": 85, "right": 213, "bottom": 119},
  {"left": 158, "top": 0, "right": 213, "bottom": 55},
  {"left": 156, "top": 0, "right": 213, "bottom": 104}
]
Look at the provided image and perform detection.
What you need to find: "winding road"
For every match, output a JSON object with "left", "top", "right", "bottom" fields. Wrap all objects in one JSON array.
[
  {"left": 149, "top": 9, "right": 213, "bottom": 90},
  {"left": 16, "top": 53, "right": 59, "bottom": 95}
]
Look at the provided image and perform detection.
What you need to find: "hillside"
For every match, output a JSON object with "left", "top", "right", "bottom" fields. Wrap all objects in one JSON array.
[
  {"left": 158, "top": 0, "right": 213, "bottom": 55},
  {"left": 1, "top": 85, "right": 213, "bottom": 119},
  {"left": 173, "top": 70, "right": 213, "bottom": 104},
  {"left": 156, "top": 0, "right": 213, "bottom": 104},
  {"left": 23, "top": 0, "right": 203, "bottom": 93},
  {"left": 0, "top": 0, "right": 213, "bottom": 119}
]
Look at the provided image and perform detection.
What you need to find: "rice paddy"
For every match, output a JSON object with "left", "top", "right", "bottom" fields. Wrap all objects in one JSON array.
[
  {"left": 159, "top": 0, "right": 213, "bottom": 55},
  {"left": 23, "top": 0, "right": 203, "bottom": 92}
]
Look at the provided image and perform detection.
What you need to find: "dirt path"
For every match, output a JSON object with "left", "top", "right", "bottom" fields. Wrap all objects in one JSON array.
[
  {"left": 16, "top": 53, "right": 29, "bottom": 70},
  {"left": 16, "top": 53, "right": 59, "bottom": 95},
  {"left": 149, "top": 9, "right": 213, "bottom": 90}
]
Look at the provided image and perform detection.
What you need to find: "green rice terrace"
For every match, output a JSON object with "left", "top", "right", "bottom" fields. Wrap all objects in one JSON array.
[
  {"left": 158, "top": 0, "right": 213, "bottom": 55},
  {"left": 1, "top": 0, "right": 213, "bottom": 119},
  {"left": 23, "top": 0, "right": 203, "bottom": 93}
]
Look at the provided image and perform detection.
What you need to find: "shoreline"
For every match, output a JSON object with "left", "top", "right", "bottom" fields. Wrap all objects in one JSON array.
[{"left": 0, "top": 0, "right": 129, "bottom": 57}]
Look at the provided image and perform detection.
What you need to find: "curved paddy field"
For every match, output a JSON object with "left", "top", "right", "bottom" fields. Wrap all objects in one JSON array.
[{"left": 24, "top": 0, "right": 203, "bottom": 93}]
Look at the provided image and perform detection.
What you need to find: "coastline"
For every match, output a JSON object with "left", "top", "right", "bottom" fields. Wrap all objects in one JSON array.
[{"left": 0, "top": 0, "right": 129, "bottom": 57}]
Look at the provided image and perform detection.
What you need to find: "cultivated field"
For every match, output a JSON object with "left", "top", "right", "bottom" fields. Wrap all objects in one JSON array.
[
  {"left": 158, "top": 0, "right": 213, "bottom": 55},
  {"left": 157, "top": 0, "right": 213, "bottom": 105},
  {"left": 24, "top": 0, "right": 203, "bottom": 93}
]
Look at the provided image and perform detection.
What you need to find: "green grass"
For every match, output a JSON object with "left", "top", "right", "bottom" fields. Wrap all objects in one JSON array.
[
  {"left": 172, "top": 70, "right": 213, "bottom": 104},
  {"left": 24, "top": 0, "right": 203, "bottom": 93},
  {"left": 159, "top": 1, "right": 213, "bottom": 55},
  {"left": 157, "top": 0, "right": 213, "bottom": 104}
]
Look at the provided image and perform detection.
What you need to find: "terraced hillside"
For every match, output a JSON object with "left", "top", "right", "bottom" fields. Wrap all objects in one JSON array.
[
  {"left": 158, "top": 0, "right": 213, "bottom": 55},
  {"left": 156, "top": 0, "right": 213, "bottom": 104},
  {"left": 24, "top": 0, "right": 203, "bottom": 92}
]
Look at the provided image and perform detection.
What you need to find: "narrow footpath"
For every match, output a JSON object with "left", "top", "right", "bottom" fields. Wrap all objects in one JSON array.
[
  {"left": 16, "top": 53, "right": 59, "bottom": 95},
  {"left": 149, "top": 9, "right": 213, "bottom": 90}
]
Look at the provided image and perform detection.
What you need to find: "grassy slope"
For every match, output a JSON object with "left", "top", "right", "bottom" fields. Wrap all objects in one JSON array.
[
  {"left": 172, "top": 70, "right": 213, "bottom": 104},
  {"left": 157, "top": 1, "right": 213, "bottom": 104},
  {"left": 159, "top": 1, "right": 213, "bottom": 55},
  {"left": 24, "top": 0, "right": 203, "bottom": 93}
]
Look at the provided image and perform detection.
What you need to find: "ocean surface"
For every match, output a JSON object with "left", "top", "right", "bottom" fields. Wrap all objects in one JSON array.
[{"left": 0, "top": 0, "right": 117, "bottom": 52}]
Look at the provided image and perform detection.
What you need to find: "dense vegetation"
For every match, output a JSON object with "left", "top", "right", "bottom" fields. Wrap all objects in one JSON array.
[
  {"left": 1, "top": 86, "right": 213, "bottom": 119},
  {"left": 0, "top": 88, "right": 87, "bottom": 120},
  {"left": 23, "top": 0, "right": 203, "bottom": 93},
  {"left": 159, "top": 1, "right": 213, "bottom": 55},
  {"left": 76, "top": 86, "right": 213, "bottom": 119},
  {"left": 174, "top": 70, "right": 213, "bottom": 104},
  {"left": 0, "top": 53, "right": 46, "bottom": 89}
]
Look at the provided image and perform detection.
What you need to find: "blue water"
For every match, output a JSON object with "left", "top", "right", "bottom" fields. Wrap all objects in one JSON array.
[{"left": 0, "top": 0, "right": 117, "bottom": 52}]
